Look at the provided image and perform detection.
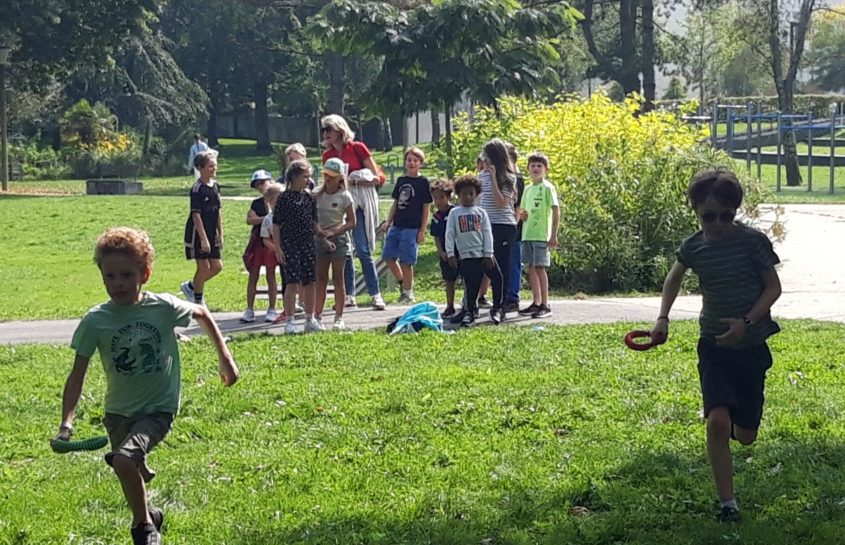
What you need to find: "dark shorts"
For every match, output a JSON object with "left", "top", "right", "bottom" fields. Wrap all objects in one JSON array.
[
  {"left": 439, "top": 257, "right": 460, "bottom": 282},
  {"left": 103, "top": 412, "right": 173, "bottom": 483},
  {"left": 185, "top": 246, "right": 221, "bottom": 260},
  {"left": 697, "top": 339, "right": 773, "bottom": 430}
]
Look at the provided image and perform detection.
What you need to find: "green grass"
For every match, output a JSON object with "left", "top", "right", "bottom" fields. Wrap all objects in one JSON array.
[
  {"left": 7, "top": 139, "right": 438, "bottom": 198},
  {"left": 0, "top": 194, "right": 516, "bottom": 320},
  {"left": 2, "top": 321, "right": 844, "bottom": 544},
  {"left": 735, "top": 162, "right": 845, "bottom": 203}
]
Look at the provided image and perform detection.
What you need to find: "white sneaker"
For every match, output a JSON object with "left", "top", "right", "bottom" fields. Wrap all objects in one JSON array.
[
  {"left": 284, "top": 321, "right": 297, "bottom": 335},
  {"left": 345, "top": 295, "right": 357, "bottom": 308},
  {"left": 265, "top": 309, "right": 278, "bottom": 323},
  {"left": 304, "top": 317, "right": 325, "bottom": 333},
  {"left": 180, "top": 281, "right": 194, "bottom": 301},
  {"left": 397, "top": 291, "right": 416, "bottom": 304},
  {"left": 372, "top": 294, "right": 386, "bottom": 310},
  {"left": 333, "top": 317, "right": 346, "bottom": 330},
  {"left": 294, "top": 302, "right": 305, "bottom": 315},
  {"left": 240, "top": 308, "right": 255, "bottom": 323}
]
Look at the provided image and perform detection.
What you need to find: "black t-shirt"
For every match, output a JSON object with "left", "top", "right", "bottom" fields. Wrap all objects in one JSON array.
[
  {"left": 429, "top": 205, "right": 453, "bottom": 242},
  {"left": 250, "top": 197, "right": 269, "bottom": 237},
  {"left": 391, "top": 175, "right": 432, "bottom": 229},
  {"left": 184, "top": 180, "right": 221, "bottom": 245}
]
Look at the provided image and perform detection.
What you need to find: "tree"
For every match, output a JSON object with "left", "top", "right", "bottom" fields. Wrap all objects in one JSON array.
[
  {"left": 738, "top": 0, "right": 819, "bottom": 186},
  {"left": 1, "top": 0, "right": 162, "bottom": 89},
  {"left": 807, "top": 5, "right": 845, "bottom": 91},
  {"left": 662, "top": 76, "right": 686, "bottom": 100}
]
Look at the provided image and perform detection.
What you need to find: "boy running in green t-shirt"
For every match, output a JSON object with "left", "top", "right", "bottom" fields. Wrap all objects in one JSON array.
[
  {"left": 517, "top": 152, "right": 560, "bottom": 319},
  {"left": 56, "top": 227, "right": 239, "bottom": 545}
]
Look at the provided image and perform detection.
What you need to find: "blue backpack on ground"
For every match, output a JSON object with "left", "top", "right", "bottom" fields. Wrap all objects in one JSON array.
[{"left": 386, "top": 302, "right": 444, "bottom": 334}]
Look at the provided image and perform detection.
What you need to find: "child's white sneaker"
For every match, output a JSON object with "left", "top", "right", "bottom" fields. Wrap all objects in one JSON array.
[
  {"left": 239, "top": 308, "right": 255, "bottom": 323},
  {"left": 264, "top": 309, "right": 278, "bottom": 323},
  {"left": 372, "top": 293, "right": 386, "bottom": 310},
  {"left": 333, "top": 317, "right": 346, "bottom": 330},
  {"left": 397, "top": 290, "right": 415, "bottom": 304},
  {"left": 284, "top": 321, "right": 297, "bottom": 335},
  {"left": 304, "top": 317, "right": 325, "bottom": 333},
  {"left": 345, "top": 295, "right": 357, "bottom": 308},
  {"left": 180, "top": 281, "right": 194, "bottom": 301}
]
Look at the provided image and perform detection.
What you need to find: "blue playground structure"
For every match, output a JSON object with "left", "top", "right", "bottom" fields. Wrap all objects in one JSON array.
[{"left": 685, "top": 102, "right": 845, "bottom": 194}]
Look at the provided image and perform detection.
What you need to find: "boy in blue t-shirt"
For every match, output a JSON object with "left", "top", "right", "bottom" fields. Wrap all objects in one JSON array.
[
  {"left": 429, "top": 178, "right": 458, "bottom": 317},
  {"left": 381, "top": 146, "right": 432, "bottom": 303},
  {"left": 56, "top": 227, "right": 239, "bottom": 545},
  {"left": 650, "top": 168, "right": 781, "bottom": 523}
]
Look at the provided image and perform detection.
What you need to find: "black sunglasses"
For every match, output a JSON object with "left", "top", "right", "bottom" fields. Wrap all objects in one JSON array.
[
  {"left": 320, "top": 126, "right": 331, "bottom": 133},
  {"left": 701, "top": 210, "right": 736, "bottom": 224}
]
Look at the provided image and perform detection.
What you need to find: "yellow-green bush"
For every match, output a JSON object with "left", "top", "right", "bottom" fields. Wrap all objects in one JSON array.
[{"left": 447, "top": 94, "right": 779, "bottom": 292}]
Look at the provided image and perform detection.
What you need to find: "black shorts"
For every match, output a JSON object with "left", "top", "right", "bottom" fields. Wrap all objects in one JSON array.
[
  {"left": 439, "top": 257, "right": 460, "bottom": 282},
  {"left": 282, "top": 241, "right": 316, "bottom": 285},
  {"left": 185, "top": 246, "right": 221, "bottom": 260},
  {"left": 103, "top": 412, "right": 173, "bottom": 482},
  {"left": 697, "top": 339, "right": 773, "bottom": 430}
]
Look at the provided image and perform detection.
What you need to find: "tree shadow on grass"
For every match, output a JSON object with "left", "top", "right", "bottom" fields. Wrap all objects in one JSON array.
[{"left": 229, "top": 437, "right": 845, "bottom": 545}]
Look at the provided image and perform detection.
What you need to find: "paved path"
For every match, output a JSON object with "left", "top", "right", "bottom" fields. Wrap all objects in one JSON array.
[{"left": 2, "top": 204, "right": 843, "bottom": 345}]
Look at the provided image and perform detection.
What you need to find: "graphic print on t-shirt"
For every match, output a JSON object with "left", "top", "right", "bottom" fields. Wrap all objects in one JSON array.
[
  {"left": 397, "top": 184, "right": 415, "bottom": 211},
  {"left": 459, "top": 213, "right": 483, "bottom": 233},
  {"left": 110, "top": 322, "right": 166, "bottom": 375}
]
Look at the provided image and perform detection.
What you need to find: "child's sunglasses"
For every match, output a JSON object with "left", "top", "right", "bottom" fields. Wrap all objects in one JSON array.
[{"left": 700, "top": 210, "right": 736, "bottom": 224}]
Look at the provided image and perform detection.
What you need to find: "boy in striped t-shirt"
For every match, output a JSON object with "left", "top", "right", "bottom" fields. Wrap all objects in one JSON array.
[{"left": 650, "top": 168, "right": 782, "bottom": 524}]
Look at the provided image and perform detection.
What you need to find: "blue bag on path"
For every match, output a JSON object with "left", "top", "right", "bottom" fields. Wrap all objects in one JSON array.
[{"left": 387, "top": 302, "right": 444, "bottom": 335}]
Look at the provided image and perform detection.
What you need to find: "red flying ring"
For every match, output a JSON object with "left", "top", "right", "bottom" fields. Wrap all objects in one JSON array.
[{"left": 624, "top": 330, "right": 656, "bottom": 351}]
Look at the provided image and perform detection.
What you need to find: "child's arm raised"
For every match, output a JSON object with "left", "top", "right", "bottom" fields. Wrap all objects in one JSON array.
[
  {"left": 192, "top": 305, "right": 239, "bottom": 387},
  {"left": 650, "top": 260, "right": 687, "bottom": 344},
  {"left": 56, "top": 354, "right": 91, "bottom": 440}
]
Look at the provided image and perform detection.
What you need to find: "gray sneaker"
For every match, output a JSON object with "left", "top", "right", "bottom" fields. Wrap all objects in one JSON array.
[{"left": 179, "top": 281, "right": 194, "bottom": 301}]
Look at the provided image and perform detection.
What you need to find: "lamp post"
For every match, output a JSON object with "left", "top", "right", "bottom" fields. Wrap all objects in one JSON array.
[{"left": 0, "top": 45, "right": 10, "bottom": 192}]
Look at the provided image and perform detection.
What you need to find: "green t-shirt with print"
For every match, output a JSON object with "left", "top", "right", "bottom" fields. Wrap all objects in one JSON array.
[
  {"left": 71, "top": 292, "right": 194, "bottom": 417},
  {"left": 521, "top": 180, "right": 560, "bottom": 242}
]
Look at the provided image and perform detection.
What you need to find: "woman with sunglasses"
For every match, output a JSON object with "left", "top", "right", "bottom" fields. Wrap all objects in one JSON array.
[
  {"left": 320, "top": 114, "right": 387, "bottom": 311},
  {"left": 650, "top": 167, "right": 782, "bottom": 524}
]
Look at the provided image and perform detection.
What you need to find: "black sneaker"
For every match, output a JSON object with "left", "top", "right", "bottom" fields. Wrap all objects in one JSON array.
[
  {"left": 148, "top": 506, "right": 164, "bottom": 532},
  {"left": 490, "top": 307, "right": 502, "bottom": 325},
  {"left": 715, "top": 506, "right": 741, "bottom": 523},
  {"left": 477, "top": 296, "right": 492, "bottom": 309},
  {"left": 461, "top": 312, "right": 475, "bottom": 327},
  {"left": 518, "top": 303, "right": 540, "bottom": 316},
  {"left": 531, "top": 305, "right": 552, "bottom": 319},
  {"left": 503, "top": 301, "right": 520, "bottom": 313},
  {"left": 131, "top": 523, "right": 161, "bottom": 545},
  {"left": 450, "top": 309, "right": 468, "bottom": 325},
  {"left": 441, "top": 307, "right": 457, "bottom": 319}
]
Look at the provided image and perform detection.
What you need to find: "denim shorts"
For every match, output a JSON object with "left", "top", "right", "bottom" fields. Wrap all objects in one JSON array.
[{"left": 382, "top": 226, "right": 419, "bottom": 265}]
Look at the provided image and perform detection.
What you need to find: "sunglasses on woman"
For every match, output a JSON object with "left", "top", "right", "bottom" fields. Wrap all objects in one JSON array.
[{"left": 700, "top": 210, "right": 736, "bottom": 224}]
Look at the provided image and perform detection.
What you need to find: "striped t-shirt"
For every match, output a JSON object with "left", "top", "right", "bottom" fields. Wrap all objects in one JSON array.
[
  {"left": 677, "top": 223, "right": 780, "bottom": 349},
  {"left": 478, "top": 170, "right": 516, "bottom": 226}
]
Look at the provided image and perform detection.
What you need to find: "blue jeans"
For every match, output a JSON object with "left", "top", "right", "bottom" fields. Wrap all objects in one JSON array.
[
  {"left": 344, "top": 207, "right": 382, "bottom": 296},
  {"left": 507, "top": 236, "right": 522, "bottom": 303}
]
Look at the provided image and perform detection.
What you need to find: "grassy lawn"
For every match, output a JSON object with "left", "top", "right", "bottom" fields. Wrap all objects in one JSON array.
[
  {"left": 0, "top": 194, "right": 524, "bottom": 321},
  {"left": 1, "top": 321, "right": 844, "bottom": 544},
  {"left": 7, "top": 139, "right": 438, "bottom": 198},
  {"left": 734, "top": 162, "right": 845, "bottom": 203}
]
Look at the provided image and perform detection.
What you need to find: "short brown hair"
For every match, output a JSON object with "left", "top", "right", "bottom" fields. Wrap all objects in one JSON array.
[
  {"left": 453, "top": 174, "right": 482, "bottom": 196},
  {"left": 404, "top": 146, "right": 425, "bottom": 163},
  {"left": 527, "top": 152, "right": 549, "bottom": 168},
  {"left": 94, "top": 227, "right": 155, "bottom": 271},
  {"left": 430, "top": 178, "right": 453, "bottom": 196},
  {"left": 687, "top": 167, "right": 743, "bottom": 209},
  {"left": 193, "top": 150, "right": 216, "bottom": 170}
]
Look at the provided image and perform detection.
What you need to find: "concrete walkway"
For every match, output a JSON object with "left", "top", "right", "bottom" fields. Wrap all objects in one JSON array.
[{"left": 2, "top": 204, "right": 843, "bottom": 345}]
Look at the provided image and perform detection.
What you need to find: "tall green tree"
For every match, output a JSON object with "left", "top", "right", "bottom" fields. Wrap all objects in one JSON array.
[{"left": 807, "top": 5, "right": 845, "bottom": 91}]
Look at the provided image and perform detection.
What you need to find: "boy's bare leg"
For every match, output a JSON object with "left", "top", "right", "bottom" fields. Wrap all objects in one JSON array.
[
  {"left": 706, "top": 407, "right": 735, "bottom": 502},
  {"left": 111, "top": 454, "right": 151, "bottom": 527},
  {"left": 400, "top": 264, "right": 414, "bottom": 291},
  {"left": 302, "top": 282, "right": 316, "bottom": 316},
  {"left": 538, "top": 266, "right": 550, "bottom": 306},
  {"left": 192, "top": 259, "right": 210, "bottom": 294},
  {"left": 528, "top": 265, "right": 541, "bottom": 305},
  {"left": 284, "top": 283, "right": 299, "bottom": 318},
  {"left": 386, "top": 259, "right": 403, "bottom": 284},
  {"left": 445, "top": 280, "right": 456, "bottom": 309}
]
